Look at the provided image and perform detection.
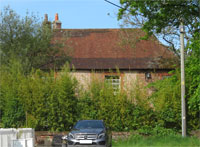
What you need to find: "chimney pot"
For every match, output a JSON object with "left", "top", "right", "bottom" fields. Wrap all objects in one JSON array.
[
  {"left": 53, "top": 13, "right": 61, "bottom": 29},
  {"left": 55, "top": 13, "right": 59, "bottom": 21}
]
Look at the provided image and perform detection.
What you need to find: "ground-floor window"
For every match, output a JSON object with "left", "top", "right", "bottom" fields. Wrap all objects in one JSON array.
[{"left": 105, "top": 75, "right": 120, "bottom": 93}]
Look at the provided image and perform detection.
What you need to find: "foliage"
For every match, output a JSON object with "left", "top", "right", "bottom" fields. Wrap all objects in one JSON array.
[
  {"left": 0, "top": 60, "right": 25, "bottom": 128},
  {"left": 186, "top": 32, "right": 200, "bottom": 129},
  {"left": 0, "top": 7, "right": 68, "bottom": 73},
  {"left": 77, "top": 76, "right": 156, "bottom": 131},
  {"left": 118, "top": 0, "right": 200, "bottom": 131},
  {"left": 113, "top": 134, "right": 200, "bottom": 147},
  {"left": 118, "top": 0, "right": 200, "bottom": 55},
  {"left": 148, "top": 70, "right": 181, "bottom": 130},
  {"left": 119, "top": 0, "right": 199, "bottom": 34},
  {"left": 0, "top": 60, "right": 199, "bottom": 132},
  {"left": 1, "top": 4, "right": 199, "bottom": 133},
  {"left": 18, "top": 69, "right": 53, "bottom": 130},
  {"left": 0, "top": 62, "right": 78, "bottom": 131},
  {"left": 47, "top": 65, "right": 78, "bottom": 131},
  {"left": 147, "top": 32, "right": 200, "bottom": 130},
  {"left": 138, "top": 125, "right": 177, "bottom": 136}
]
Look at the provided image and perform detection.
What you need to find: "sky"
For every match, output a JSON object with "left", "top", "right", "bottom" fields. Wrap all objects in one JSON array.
[{"left": 0, "top": 0, "right": 122, "bottom": 29}]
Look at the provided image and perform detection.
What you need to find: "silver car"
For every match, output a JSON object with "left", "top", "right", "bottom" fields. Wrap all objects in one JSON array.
[{"left": 62, "top": 120, "right": 112, "bottom": 147}]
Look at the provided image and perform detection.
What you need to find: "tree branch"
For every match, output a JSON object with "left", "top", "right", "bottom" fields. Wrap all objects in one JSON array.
[{"left": 162, "top": 35, "right": 180, "bottom": 58}]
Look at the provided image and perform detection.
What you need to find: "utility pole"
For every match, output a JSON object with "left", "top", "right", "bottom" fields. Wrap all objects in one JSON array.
[
  {"left": 104, "top": 0, "right": 188, "bottom": 137},
  {"left": 180, "top": 21, "right": 186, "bottom": 137}
]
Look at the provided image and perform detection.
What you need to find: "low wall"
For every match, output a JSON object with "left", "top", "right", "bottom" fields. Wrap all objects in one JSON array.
[
  {"left": 35, "top": 132, "right": 67, "bottom": 146},
  {"left": 35, "top": 131, "right": 131, "bottom": 146},
  {"left": 35, "top": 130, "right": 200, "bottom": 146},
  {"left": 0, "top": 128, "right": 35, "bottom": 147}
]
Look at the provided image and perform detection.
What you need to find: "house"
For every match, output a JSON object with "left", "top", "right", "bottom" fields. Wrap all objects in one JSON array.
[{"left": 49, "top": 14, "right": 177, "bottom": 90}]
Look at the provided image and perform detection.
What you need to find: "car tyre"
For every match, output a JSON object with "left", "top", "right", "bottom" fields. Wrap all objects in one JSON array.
[{"left": 61, "top": 143, "right": 67, "bottom": 147}]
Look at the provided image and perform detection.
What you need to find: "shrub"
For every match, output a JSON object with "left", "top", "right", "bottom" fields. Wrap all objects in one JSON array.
[
  {"left": 77, "top": 74, "right": 156, "bottom": 131},
  {"left": 148, "top": 70, "right": 181, "bottom": 130},
  {"left": 47, "top": 65, "right": 78, "bottom": 131},
  {"left": 0, "top": 60, "right": 26, "bottom": 127},
  {"left": 0, "top": 62, "right": 78, "bottom": 131}
]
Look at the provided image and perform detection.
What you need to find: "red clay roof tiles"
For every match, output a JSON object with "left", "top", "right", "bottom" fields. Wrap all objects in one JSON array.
[{"left": 53, "top": 29, "right": 176, "bottom": 70}]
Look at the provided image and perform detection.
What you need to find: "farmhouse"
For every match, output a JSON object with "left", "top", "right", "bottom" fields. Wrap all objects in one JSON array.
[{"left": 50, "top": 14, "right": 177, "bottom": 90}]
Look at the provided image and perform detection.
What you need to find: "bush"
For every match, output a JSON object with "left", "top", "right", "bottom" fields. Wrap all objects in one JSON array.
[
  {"left": 1, "top": 59, "right": 198, "bottom": 133},
  {"left": 47, "top": 65, "right": 78, "bottom": 131},
  {"left": 0, "top": 62, "right": 78, "bottom": 131},
  {"left": 186, "top": 32, "right": 200, "bottom": 130},
  {"left": 0, "top": 60, "right": 26, "bottom": 128},
  {"left": 148, "top": 70, "right": 181, "bottom": 130},
  {"left": 77, "top": 75, "right": 156, "bottom": 131},
  {"left": 138, "top": 125, "right": 177, "bottom": 136}
]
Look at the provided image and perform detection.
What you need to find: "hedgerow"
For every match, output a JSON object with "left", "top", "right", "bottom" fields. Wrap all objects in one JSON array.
[{"left": 0, "top": 61, "right": 199, "bottom": 133}]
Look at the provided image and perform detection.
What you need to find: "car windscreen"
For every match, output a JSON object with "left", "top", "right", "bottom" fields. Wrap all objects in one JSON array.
[{"left": 74, "top": 120, "right": 104, "bottom": 129}]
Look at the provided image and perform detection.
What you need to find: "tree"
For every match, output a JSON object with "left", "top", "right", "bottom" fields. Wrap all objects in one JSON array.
[
  {"left": 0, "top": 60, "right": 26, "bottom": 128},
  {"left": 118, "top": 0, "right": 200, "bottom": 56},
  {"left": 0, "top": 7, "right": 69, "bottom": 73},
  {"left": 186, "top": 32, "right": 200, "bottom": 129},
  {"left": 118, "top": 0, "right": 200, "bottom": 130},
  {"left": 0, "top": 62, "right": 78, "bottom": 130}
]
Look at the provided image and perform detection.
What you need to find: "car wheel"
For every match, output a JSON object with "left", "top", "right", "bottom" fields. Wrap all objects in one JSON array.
[
  {"left": 61, "top": 143, "right": 67, "bottom": 147},
  {"left": 106, "top": 143, "right": 111, "bottom": 147},
  {"left": 109, "top": 141, "right": 112, "bottom": 147}
]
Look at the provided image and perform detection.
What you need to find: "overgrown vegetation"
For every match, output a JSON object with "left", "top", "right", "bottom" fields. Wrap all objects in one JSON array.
[
  {"left": 148, "top": 32, "right": 200, "bottom": 131},
  {"left": 0, "top": 63, "right": 156, "bottom": 131},
  {"left": 77, "top": 76, "right": 156, "bottom": 131},
  {"left": 148, "top": 70, "right": 182, "bottom": 131},
  {"left": 0, "top": 62, "right": 78, "bottom": 131},
  {"left": 0, "top": 60, "right": 199, "bottom": 132},
  {"left": 113, "top": 134, "right": 200, "bottom": 147},
  {"left": 0, "top": 7, "right": 68, "bottom": 73},
  {"left": 118, "top": 0, "right": 200, "bottom": 133},
  {"left": 186, "top": 32, "right": 200, "bottom": 130},
  {"left": 0, "top": 6, "right": 199, "bottom": 136},
  {"left": 118, "top": 0, "right": 199, "bottom": 56}
]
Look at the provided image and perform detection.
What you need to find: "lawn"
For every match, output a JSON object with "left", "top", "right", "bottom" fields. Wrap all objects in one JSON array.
[{"left": 112, "top": 135, "right": 200, "bottom": 147}]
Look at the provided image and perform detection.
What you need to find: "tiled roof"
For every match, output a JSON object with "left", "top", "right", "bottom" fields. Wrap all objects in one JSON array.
[{"left": 53, "top": 29, "right": 176, "bottom": 70}]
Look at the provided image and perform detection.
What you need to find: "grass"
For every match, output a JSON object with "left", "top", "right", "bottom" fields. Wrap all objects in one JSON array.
[{"left": 112, "top": 135, "right": 200, "bottom": 147}]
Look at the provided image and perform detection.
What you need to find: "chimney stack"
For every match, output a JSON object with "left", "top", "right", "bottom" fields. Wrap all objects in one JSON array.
[
  {"left": 44, "top": 14, "right": 48, "bottom": 22},
  {"left": 53, "top": 13, "right": 61, "bottom": 29},
  {"left": 43, "top": 14, "right": 51, "bottom": 29}
]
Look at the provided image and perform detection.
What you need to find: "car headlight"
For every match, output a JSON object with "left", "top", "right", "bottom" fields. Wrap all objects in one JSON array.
[
  {"left": 62, "top": 135, "right": 68, "bottom": 140},
  {"left": 68, "top": 133, "right": 74, "bottom": 139},
  {"left": 98, "top": 133, "right": 105, "bottom": 139}
]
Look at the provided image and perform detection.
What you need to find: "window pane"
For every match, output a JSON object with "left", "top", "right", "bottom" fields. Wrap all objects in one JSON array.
[{"left": 104, "top": 75, "right": 120, "bottom": 92}]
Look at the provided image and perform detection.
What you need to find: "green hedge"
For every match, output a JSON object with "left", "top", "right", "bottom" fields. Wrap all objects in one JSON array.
[
  {"left": 0, "top": 61, "right": 199, "bottom": 133},
  {"left": 0, "top": 63, "right": 78, "bottom": 131},
  {"left": 77, "top": 78, "right": 156, "bottom": 131},
  {"left": 0, "top": 63, "right": 155, "bottom": 131}
]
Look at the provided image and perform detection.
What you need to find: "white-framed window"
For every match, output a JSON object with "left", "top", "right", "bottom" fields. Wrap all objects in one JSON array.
[
  {"left": 162, "top": 75, "right": 171, "bottom": 80},
  {"left": 105, "top": 75, "right": 121, "bottom": 92}
]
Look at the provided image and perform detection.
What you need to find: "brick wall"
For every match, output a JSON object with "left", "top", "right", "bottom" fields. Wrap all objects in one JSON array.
[{"left": 35, "top": 131, "right": 132, "bottom": 146}]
